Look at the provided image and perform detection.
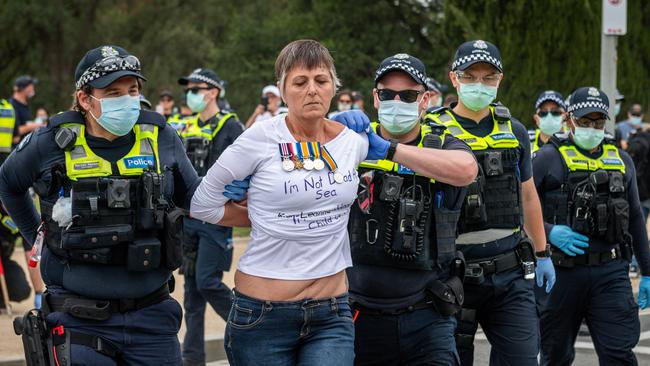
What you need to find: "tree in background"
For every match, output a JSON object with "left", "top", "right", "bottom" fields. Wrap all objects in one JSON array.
[{"left": 1, "top": 0, "right": 648, "bottom": 127}]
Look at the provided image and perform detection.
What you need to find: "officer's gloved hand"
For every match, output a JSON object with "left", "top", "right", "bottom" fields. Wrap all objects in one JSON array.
[
  {"left": 366, "top": 129, "right": 390, "bottom": 161},
  {"left": 535, "top": 258, "right": 556, "bottom": 293},
  {"left": 638, "top": 276, "right": 650, "bottom": 309},
  {"left": 330, "top": 110, "right": 370, "bottom": 132},
  {"left": 548, "top": 225, "right": 589, "bottom": 256},
  {"left": 180, "top": 248, "right": 197, "bottom": 277},
  {"left": 224, "top": 176, "right": 251, "bottom": 201}
]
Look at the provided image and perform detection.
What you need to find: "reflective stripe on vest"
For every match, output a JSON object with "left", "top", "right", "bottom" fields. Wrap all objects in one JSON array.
[
  {"left": 180, "top": 112, "right": 236, "bottom": 141},
  {"left": 558, "top": 143, "right": 625, "bottom": 173},
  {"left": 531, "top": 129, "right": 541, "bottom": 153},
  {"left": 358, "top": 122, "right": 448, "bottom": 179},
  {"left": 426, "top": 106, "right": 519, "bottom": 150},
  {"left": 63, "top": 123, "right": 161, "bottom": 181},
  {"left": 0, "top": 100, "right": 16, "bottom": 153}
]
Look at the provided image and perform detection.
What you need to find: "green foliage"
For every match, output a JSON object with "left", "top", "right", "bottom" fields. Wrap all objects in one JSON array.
[{"left": 0, "top": 0, "right": 647, "bottom": 127}]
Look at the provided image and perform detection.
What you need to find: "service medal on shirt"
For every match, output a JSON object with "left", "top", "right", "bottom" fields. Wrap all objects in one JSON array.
[
  {"left": 303, "top": 159, "right": 314, "bottom": 170},
  {"left": 282, "top": 159, "right": 295, "bottom": 172},
  {"left": 313, "top": 158, "right": 325, "bottom": 170},
  {"left": 333, "top": 171, "right": 344, "bottom": 184}
]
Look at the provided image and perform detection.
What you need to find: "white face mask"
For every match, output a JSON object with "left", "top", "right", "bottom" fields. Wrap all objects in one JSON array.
[
  {"left": 538, "top": 114, "right": 563, "bottom": 136},
  {"left": 378, "top": 100, "right": 420, "bottom": 136}
]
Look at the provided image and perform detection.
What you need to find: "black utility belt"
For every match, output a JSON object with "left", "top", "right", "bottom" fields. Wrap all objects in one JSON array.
[
  {"left": 43, "top": 284, "right": 170, "bottom": 321},
  {"left": 551, "top": 245, "right": 630, "bottom": 268},
  {"left": 351, "top": 299, "right": 432, "bottom": 316},
  {"left": 464, "top": 240, "right": 535, "bottom": 285}
]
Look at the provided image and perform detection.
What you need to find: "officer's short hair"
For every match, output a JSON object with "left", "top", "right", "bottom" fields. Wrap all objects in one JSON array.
[{"left": 274, "top": 39, "right": 341, "bottom": 94}]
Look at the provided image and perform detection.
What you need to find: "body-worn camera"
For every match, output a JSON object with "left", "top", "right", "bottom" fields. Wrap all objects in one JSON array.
[
  {"left": 483, "top": 151, "right": 503, "bottom": 176},
  {"left": 609, "top": 172, "right": 625, "bottom": 193},
  {"left": 107, "top": 179, "right": 130, "bottom": 208},
  {"left": 380, "top": 174, "right": 404, "bottom": 202}
]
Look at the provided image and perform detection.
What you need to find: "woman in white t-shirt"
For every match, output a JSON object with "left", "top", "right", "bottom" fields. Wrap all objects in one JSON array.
[{"left": 191, "top": 40, "right": 368, "bottom": 366}]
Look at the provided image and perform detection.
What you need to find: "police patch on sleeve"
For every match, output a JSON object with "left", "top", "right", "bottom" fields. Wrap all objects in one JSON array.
[{"left": 16, "top": 132, "right": 32, "bottom": 152}]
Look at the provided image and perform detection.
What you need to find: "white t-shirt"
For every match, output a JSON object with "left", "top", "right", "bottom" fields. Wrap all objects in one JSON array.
[{"left": 191, "top": 114, "right": 369, "bottom": 280}]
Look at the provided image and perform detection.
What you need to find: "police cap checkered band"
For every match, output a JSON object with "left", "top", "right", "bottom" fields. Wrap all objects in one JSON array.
[
  {"left": 375, "top": 54, "right": 427, "bottom": 86},
  {"left": 451, "top": 54, "right": 503, "bottom": 72},
  {"left": 178, "top": 68, "right": 224, "bottom": 90},
  {"left": 535, "top": 91, "right": 565, "bottom": 109},
  {"left": 567, "top": 101, "right": 609, "bottom": 114},
  {"left": 74, "top": 46, "right": 145, "bottom": 89}
]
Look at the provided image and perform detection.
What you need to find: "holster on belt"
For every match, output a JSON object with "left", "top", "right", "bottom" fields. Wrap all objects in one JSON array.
[{"left": 428, "top": 251, "right": 465, "bottom": 317}]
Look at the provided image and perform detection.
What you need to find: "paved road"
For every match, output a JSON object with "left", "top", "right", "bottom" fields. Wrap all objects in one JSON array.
[{"left": 208, "top": 309, "right": 650, "bottom": 365}]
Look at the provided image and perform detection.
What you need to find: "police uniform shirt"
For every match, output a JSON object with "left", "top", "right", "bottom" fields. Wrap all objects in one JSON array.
[
  {"left": 347, "top": 129, "right": 471, "bottom": 310},
  {"left": 0, "top": 110, "right": 201, "bottom": 299},
  {"left": 533, "top": 142, "right": 650, "bottom": 275},
  {"left": 197, "top": 112, "right": 244, "bottom": 169},
  {"left": 448, "top": 105, "right": 533, "bottom": 258}
]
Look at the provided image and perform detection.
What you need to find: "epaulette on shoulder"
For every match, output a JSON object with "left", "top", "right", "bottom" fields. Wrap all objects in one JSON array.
[
  {"left": 548, "top": 132, "right": 570, "bottom": 148},
  {"left": 49, "top": 111, "right": 84, "bottom": 128},
  {"left": 425, "top": 105, "right": 448, "bottom": 116},
  {"left": 137, "top": 110, "right": 166, "bottom": 128}
]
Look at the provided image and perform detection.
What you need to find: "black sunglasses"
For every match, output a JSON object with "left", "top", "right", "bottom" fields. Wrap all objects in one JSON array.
[
  {"left": 377, "top": 89, "right": 422, "bottom": 103},
  {"left": 538, "top": 110, "right": 563, "bottom": 117},
  {"left": 184, "top": 86, "right": 213, "bottom": 94}
]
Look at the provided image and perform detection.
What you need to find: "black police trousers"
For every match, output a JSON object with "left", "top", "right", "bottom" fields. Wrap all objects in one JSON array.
[
  {"left": 539, "top": 259, "right": 640, "bottom": 366},
  {"left": 456, "top": 266, "right": 539, "bottom": 366}
]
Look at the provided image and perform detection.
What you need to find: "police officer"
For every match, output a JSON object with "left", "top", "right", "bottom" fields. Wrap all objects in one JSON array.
[
  {"left": 1, "top": 45, "right": 199, "bottom": 364},
  {"left": 177, "top": 68, "right": 244, "bottom": 366},
  {"left": 331, "top": 53, "right": 478, "bottom": 365},
  {"left": 529, "top": 90, "right": 565, "bottom": 153},
  {"left": 533, "top": 87, "right": 650, "bottom": 366},
  {"left": 424, "top": 40, "right": 556, "bottom": 366},
  {"left": 425, "top": 76, "right": 444, "bottom": 111}
]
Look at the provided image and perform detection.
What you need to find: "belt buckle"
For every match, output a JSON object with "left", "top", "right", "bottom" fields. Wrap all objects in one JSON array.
[{"left": 479, "top": 260, "right": 495, "bottom": 274}]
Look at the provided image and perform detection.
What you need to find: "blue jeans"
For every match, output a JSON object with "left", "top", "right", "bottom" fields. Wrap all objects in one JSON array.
[
  {"left": 182, "top": 218, "right": 234, "bottom": 364},
  {"left": 46, "top": 295, "right": 182, "bottom": 365},
  {"left": 354, "top": 306, "right": 459, "bottom": 365},
  {"left": 225, "top": 290, "right": 355, "bottom": 366}
]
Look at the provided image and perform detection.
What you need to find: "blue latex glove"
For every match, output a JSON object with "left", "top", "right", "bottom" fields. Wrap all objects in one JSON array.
[
  {"left": 366, "top": 129, "right": 390, "bottom": 161},
  {"left": 330, "top": 110, "right": 370, "bottom": 133},
  {"left": 548, "top": 225, "right": 589, "bottom": 256},
  {"left": 34, "top": 292, "right": 42, "bottom": 309},
  {"left": 224, "top": 176, "right": 251, "bottom": 201},
  {"left": 638, "top": 276, "right": 650, "bottom": 309},
  {"left": 535, "top": 258, "right": 556, "bottom": 293}
]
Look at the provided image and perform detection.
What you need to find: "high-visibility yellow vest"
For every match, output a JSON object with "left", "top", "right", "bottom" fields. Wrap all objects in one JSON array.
[{"left": 0, "top": 99, "right": 16, "bottom": 153}]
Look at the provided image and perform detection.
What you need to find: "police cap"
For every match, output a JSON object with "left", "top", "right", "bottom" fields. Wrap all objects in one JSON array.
[
  {"left": 375, "top": 53, "right": 427, "bottom": 87},
  {"left": 535, "top": 90, "right": 565, "bottom": 110},
  {"left": 451, "top": 40, "right": 503, "bottom": 73},
  {"left": 75, "top": 45, "right": 145, "bottom": 90},
  {"left": 567, "top": 87, "right": 610, "bottom": 119},
  {"left": 178, "top": 68, "right": 224, "bottom": 90}
]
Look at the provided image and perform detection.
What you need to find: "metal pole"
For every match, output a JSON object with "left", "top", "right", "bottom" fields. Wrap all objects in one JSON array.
[{"left": 600, "top": 33, "right": 618, "bottom": 135}]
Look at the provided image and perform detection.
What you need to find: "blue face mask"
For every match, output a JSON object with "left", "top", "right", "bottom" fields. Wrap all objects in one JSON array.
[
  {"left": 186, "top": 91, "right": 208, "bottom": 113},
  {"left": 89, "top": 94, "right": 140, "bottom": 136},
  {"left": 378, "top": 100, "right": 420, "bottom": 136},
  {"left": 458, "top": 82, "right": 497, "bottom": 111},
  {"left": 630, "top": 116, "right": 642, "bottom": 126},
  {"left": 573, "top": 126, "right": 605, "bottom": 150}
]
